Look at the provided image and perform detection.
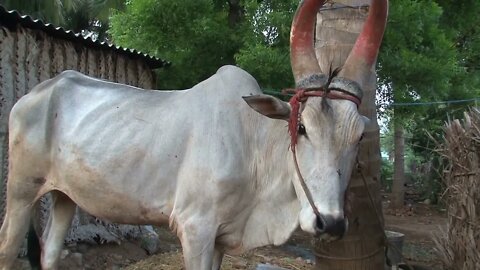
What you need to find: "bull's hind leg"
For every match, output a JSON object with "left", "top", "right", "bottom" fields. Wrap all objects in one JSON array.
[
  {"left": 0, "top": 177, "right": 41, "bottom": 270},
  {"left": 40, "top": 191, "right": 76, "bottom": 270}
]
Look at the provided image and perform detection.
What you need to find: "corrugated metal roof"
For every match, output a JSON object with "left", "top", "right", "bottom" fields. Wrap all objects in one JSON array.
[{"left": 0, "top": 5, "right": 170, "bottom": 69}]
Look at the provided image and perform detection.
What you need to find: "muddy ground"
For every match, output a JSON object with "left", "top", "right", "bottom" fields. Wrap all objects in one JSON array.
[{"left": 13, "top": 202, "right": 446, "bottom": 269}]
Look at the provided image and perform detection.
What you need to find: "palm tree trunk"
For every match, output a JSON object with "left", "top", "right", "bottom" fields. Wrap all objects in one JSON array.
[{"left": 314, "top": 1, "right": 385, "bottom": 269}]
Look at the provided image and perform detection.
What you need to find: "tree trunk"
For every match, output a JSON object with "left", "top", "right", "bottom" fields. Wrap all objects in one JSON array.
[
  {"left": 314, "top": 1, "right": 385, "bottom": 269},
  {"left": 227, "top": 0, "right": 243, "bottom": 27},
  {"left": 391, "top": 119, "right": 405, "bottom": 208}
]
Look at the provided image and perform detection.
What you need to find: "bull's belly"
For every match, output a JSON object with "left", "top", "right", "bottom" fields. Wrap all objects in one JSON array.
[
  {"left": 49, "top": 161, "right": 174, "bottom": 226},
  {"left": 64, "top": 186, "right": 172, "bottom": 226}
]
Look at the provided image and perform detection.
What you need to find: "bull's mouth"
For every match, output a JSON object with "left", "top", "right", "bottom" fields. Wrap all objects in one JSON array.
[
  {"left": 315, "top": 232, "right": 343, "bottom": 242},
  {"left": 299, "top": 208, "right": 348, "bottom": 240}
]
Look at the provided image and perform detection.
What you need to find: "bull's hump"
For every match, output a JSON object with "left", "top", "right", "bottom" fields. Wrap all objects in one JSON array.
[{"left": 213, "top": 65, "right": 262, "bottom": 96}]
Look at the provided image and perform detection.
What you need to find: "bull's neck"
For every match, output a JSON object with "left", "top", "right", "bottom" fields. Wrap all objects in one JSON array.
[
  {"left": 253, "top": 117, "right": 297, "bottom": 195},
  {"left": 245, "top": 116, "right": 301, "bottom": 246}
]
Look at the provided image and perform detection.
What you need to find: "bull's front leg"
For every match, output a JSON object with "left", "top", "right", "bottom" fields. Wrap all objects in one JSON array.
[
  {"left": 175, "top": 216, "right": 218, "bottom": 270},
  {"left": 212, "top": 248, "right": 224, "bottom": 270}
]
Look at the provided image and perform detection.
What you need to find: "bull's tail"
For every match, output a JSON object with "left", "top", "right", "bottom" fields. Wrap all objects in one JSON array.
[{"left": 27, "top": 218, "right": 41, "bottom": 270}]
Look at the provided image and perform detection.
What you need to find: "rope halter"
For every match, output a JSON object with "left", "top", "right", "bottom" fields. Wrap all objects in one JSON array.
[
  {"left": 282, "top": 85, "right": 362, "bottom": 218},
  {"left": 284, "top": 87, "right": 362, "bottom": 153}
]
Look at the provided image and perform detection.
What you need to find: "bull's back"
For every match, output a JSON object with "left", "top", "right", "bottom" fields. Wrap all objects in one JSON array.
[{"left": 10, "top": 71, "right": 182, "bottom": 169}]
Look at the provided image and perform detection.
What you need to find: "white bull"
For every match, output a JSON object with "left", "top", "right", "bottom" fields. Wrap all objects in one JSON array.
[{"left": 0, "top": 0, "right": 387, "bottom": 269}]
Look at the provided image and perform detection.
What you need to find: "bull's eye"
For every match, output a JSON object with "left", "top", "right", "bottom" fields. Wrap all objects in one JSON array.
[
  {"left": 359, "top": 134, "right": 364, "bottom": 142},
  {"left": 298, "top": 123, "right": 306, "bottom": 135}
]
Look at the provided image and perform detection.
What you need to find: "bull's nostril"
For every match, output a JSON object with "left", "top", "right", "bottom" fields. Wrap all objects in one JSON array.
[
  {"left": 316, "top": 215, "right": 326, "bottom": 232},
  {"left": 315, "top": 215, "right": 347, "bottom": 238}
]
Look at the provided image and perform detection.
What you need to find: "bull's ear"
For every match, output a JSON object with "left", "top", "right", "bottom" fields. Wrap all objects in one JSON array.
[
  {"left": 361, "top": 116, "right": 370, "bottom": 126},
  {"left": 243, "top": 95, "right": 291, "bottom": 120}
]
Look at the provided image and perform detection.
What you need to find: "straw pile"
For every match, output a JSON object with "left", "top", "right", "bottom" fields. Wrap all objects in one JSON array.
[{"left": 434, "top": 108, "right": 480, "bottom": 270}]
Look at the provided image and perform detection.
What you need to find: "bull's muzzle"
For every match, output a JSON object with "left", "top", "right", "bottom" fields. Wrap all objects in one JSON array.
[{"left": 315, "top": 214, "right": 347, "bottom": 239}]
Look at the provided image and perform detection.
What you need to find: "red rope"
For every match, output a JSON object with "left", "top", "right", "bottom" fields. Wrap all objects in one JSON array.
[{"left": 287, "top": 90, "right": 323, "bottom": 152}]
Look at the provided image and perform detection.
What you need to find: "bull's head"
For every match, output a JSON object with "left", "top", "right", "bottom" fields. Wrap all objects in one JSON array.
[{"left": 243, "top": 0, "right": 387, "bottom": 240}]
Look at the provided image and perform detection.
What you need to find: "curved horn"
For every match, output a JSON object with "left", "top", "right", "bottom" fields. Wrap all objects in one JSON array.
[
  {"left": 339, "top": 0, "right": 388, "bottom": 87},
  {"left": 290, "top": 0, "right": 327, "bottom": 88}
]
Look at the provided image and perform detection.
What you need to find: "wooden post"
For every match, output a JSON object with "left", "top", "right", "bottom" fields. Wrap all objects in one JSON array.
[{"left": 314, "top": 1, "right": 385, "bottom": 269}]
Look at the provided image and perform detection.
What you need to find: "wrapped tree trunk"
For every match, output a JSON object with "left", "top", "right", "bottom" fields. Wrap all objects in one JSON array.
[{"left": 314, "top": 1, "right": 385, "bottom": 269}]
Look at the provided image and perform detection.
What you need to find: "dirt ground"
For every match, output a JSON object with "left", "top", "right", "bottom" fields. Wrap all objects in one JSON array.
[
  {"left": 13, "top": 202, "right": 446, "bottom": 270},
  {"left": 383, "top": 203, "right": 447, "bottom": 269}
]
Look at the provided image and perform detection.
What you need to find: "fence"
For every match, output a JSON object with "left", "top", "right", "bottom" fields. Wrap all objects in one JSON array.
[{"left": 435, "top": 108, "right": 480, "bottom": 269}]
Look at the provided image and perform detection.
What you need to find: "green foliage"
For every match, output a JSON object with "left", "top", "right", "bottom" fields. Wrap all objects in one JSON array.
[
  {"left": 109, "top": 0, "right": 298, "bottom": 89},
  {"left": 0, "top": 0, "right": 125, "bottom": 40},
  {"left": 380, "top": 124, "right": 440, "bottom": 201},
  {"left": 380, "top": 157, "right": 393, "bottom": 192},
  {"left": 377, "top": 0, "right": 480, "bottom": 203},
  {"left": 111, "top": 0, "right": 239, "bottom": 89},
  {"left": 235, "top": 44, "right": 291, "bottom": 89},
  {"left": 378, "top": 0, "right": 458, "bottom": 107},
  {"left": 0, "top": 0, "right": 71, "bottom": 25},
  {"left": 64, "top": 0, "right": 126, "bottom": 40},
  {"left": 233, "top": 0, "right": 298, "bottom": 90},
  {"left": 378, "top": 0, "right": 480, "bottom": 123},
  {"left": 436, "top": 0, "right": 480, "bottom": 72},
  {"left": 235, "top": 0, "right": 297, "bottom": 89}
]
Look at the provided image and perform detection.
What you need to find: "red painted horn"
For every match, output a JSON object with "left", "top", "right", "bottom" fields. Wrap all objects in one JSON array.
[
  {"left": 339, "top": 0, "right": 388, "bottom": 86},
  {"left": 290, "top": 0, "right": 327, "bottom": 88}
]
